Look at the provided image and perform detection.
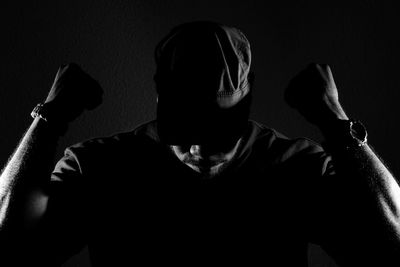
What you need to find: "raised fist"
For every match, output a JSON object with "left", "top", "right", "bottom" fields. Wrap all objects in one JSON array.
[
  {"left": 284, "top": 63, "right": 348, "bottom": 127},
  {"left": 44, "top": 63, "right": 103, "bottom": 124}
]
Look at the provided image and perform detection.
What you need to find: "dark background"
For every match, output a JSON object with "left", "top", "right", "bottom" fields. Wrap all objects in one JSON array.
[{"left": 1, "top": 1, "right": 399, "bottom": 266}]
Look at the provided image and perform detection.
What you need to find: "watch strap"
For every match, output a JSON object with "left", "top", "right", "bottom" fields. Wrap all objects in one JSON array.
[
  {"left": 31, "top": 103, "right": 49, "bottom": 122},
  {"left": 31, "top": 102, "right": 68, "bottom": 134},
  {"left": 322, "top": 119, "right": 368, "bottom": 150}
]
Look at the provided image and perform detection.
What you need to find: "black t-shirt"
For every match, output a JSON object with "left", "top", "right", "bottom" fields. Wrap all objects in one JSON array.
[{"left": 45, "top": 120, "right": 336, "bottom": 266}]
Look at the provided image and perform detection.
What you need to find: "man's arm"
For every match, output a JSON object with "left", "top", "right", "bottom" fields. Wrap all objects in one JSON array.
[
  {"left": 0, "top": 63, "right": 102, "bottom": 264},
  {"left": 285, "top": 63, "right": 400, "bottom": 265},
  {"left": 0, "top": 117, "right": 61, "bottom": 230},
  {"left": 321, "top": 124, "right": 400, "bottom": 241},
  {"left": 320, "top": 129, "right": 400, "bottom": 266}
]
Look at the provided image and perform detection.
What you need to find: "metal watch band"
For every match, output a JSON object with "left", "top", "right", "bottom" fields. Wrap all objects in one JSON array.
[
  {"left": 31, "top": 103, "right": 49, "bottom": 122},
  {"left": 348, "top": 119, "right": 368, "bottom": 147},
  {"left": 30, "top": 102, "right": 68, "bottom": 134},
  {"left": 322, "top": 119, "right": 368, "bottom": 151}
]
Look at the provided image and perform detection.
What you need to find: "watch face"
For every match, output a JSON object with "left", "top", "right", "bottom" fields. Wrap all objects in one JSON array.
[{"left": 350, "top": 120, "right": 368, "bottom": 143}]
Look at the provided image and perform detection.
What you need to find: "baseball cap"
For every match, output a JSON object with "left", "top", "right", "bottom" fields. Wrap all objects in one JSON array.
[
  {"left": 154, "top": 21, "right": 252, "bottom": 145},
  {"left": 154, "top": 21, "right": 251, "bottom": 108}
]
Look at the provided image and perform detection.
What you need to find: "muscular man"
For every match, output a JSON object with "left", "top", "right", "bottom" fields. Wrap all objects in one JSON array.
[{"left": 1, "top": 21, "right": 400, "bottom": 266}]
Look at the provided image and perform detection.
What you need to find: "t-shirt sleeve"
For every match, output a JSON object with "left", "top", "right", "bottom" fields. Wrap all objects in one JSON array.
[
  {"left": 51, "top": 147, "right": 82, "bottom": 182},
  {"left": 274, "top": 137, "right": 337, "bottom": 244},
  {"left": 303, "top": 147, "right": 338, "bottom": 242},
  {"left": 39, "top": 146, "right": 89, "bottom": 265}
]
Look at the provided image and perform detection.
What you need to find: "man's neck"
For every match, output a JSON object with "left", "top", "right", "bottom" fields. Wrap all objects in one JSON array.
[{"left": 169, "top": 138, "right": 243, "bottom": 178}]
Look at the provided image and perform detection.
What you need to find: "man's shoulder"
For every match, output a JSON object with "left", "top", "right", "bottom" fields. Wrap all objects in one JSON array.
[
  {"left": 65, "top": 119, "right": 325, "bottom": 163},
  {"left": 247, "top": 120, "right": 331, "bottom": 178},
  {"left": 66, "top": 120, "right": 158, "bottom": 155},
  {"left": 52, "top": 121, "right": 159, "bottom": 179},
  {"left": 247, "top": 120, "right": 325, "bottom": 163}
]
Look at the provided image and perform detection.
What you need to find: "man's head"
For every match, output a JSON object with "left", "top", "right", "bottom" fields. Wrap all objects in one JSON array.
[{"left": 154, "top": 21, "right": 253, "bottom": 148}]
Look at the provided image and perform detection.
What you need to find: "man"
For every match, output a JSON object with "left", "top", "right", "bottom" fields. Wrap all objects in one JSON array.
[{"left": 1, "top": 21, "right": 399, "bottom": 266}]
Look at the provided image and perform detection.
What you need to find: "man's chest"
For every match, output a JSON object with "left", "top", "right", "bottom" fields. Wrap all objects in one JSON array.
[{"left": 84, "top": 150, "right": 309, "bottom": 266}]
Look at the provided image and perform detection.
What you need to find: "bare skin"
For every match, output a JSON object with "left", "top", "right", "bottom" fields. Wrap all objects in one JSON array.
[
  {"left": 0, "top": 62, "right": 399, "bottom": 266},
  {"left": 287, "top": 64, "right": 400, "bottom": 232},
  {"left": 286, "top": 64, "right": 400, "bottom": 265},
  {"left": 0, "top": 64, "right": 102, "bottom": 231},
  {"left": 170, "top": 137, "right": 243, "bottom": 178}
]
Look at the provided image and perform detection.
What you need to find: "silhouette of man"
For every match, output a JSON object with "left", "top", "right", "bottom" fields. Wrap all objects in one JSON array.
[{"left": 1, "top": 21, "right": 400, "bottom": 266}]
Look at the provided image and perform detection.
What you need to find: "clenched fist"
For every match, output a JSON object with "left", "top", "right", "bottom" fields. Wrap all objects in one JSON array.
[
  {"left": 43, "top": 63, "right": 103, "bottom": 124},
  {"left": 284, "top": 63, "right": 348, "bottom": 128}
]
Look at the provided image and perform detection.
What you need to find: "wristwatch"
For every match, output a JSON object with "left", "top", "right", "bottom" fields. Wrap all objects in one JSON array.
[
  {"left": 347, "top": 119, "right": 368, "bottom": 146},
  {"left": 31, "top": 102, "right": 68, "bottom": 134},
  {"left": 31, "top": 103, "right": 50, "bottom": 122},
  {"left": 327, "top": 119, "right": 368, "bottom": 149}
]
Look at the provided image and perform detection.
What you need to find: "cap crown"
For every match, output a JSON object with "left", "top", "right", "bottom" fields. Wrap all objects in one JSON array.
[{"left": 155, "top": 21, "right": 251, "bottom": 108}]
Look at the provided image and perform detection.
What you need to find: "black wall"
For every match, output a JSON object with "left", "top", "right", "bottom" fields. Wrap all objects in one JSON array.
[{"left": 1, "top": 1, "right": 399, "bottom": 266}]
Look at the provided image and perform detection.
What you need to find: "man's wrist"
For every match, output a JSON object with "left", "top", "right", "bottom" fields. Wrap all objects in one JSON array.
[
  {"left": 319, "top": 118, "right": 368, "bottom": 150},
  {"left": 31, "top": 102, "right": 69, "bottom": 135}
]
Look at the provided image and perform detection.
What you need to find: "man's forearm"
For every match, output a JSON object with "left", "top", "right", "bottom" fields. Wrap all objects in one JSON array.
[
  {"left": 0, "top": 117, "right": 62, "bottom": 230},
  {"left": 324, "top": 134, "right": 400, "bottom": 244}
]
